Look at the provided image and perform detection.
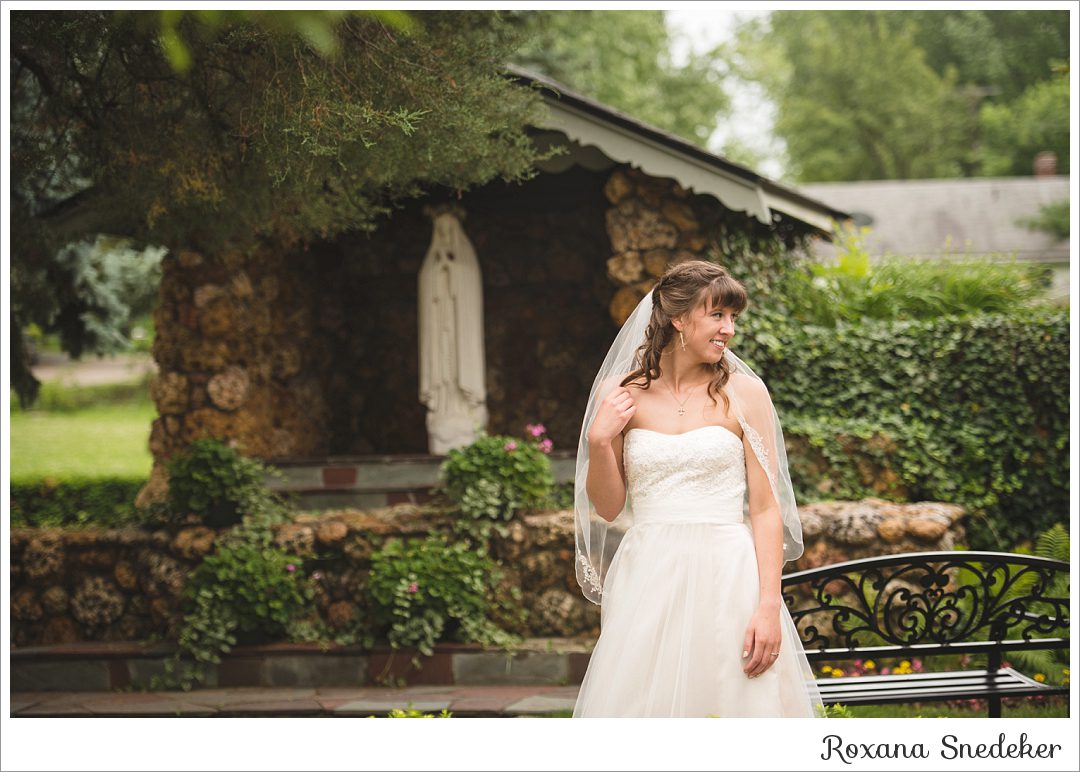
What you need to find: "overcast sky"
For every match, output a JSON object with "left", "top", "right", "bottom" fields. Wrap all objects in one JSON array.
[{"left": 665, "top": 7, "right": 787, "bottom": 180}]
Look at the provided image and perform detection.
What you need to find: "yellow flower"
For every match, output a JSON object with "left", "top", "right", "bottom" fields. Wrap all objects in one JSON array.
[
  {"left": 1063, "top": 669, "right": 1070, "bottom": 676},
  {"left": 821, "top": 665, "right": 833, "bottom": 674},
  {"left": 864, "top": 660, "right": 876, "bottom": 670},
  {"left": 900, "top": 660, "right": 911, "bottom": 669},
  {"left": 1034, "top": 673, "right": 1046, "bottom": 683},
  {"left": 831, "top": 670, "right": 844, "bottom": 678}
]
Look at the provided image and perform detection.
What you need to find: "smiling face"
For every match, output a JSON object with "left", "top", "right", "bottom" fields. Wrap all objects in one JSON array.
[{"left": 676, "top": 299, "right": 739, "bottom": 363}]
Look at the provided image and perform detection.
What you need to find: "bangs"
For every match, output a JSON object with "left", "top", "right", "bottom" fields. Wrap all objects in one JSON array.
[{"left": 699, "top": 276, "right": 748, "bottom": 314}]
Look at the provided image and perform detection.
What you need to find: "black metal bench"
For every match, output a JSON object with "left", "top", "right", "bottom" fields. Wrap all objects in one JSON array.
[{"left": 780, "top": 551, "right": 1069, "bottom": 717}]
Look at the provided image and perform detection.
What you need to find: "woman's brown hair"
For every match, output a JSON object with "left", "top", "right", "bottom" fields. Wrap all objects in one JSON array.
[{"left": 619, "top": 260, "right": 749, "bottom": 412}]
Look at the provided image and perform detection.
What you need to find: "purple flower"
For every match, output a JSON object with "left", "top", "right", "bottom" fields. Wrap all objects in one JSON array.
[
  {"left": 538, "top": 438, "right": 554, "bottom": 454},
  {"left": 503, "top": 440, "right": 518, "bottom": 451},
  {"left": 407, "top": 582, "right": 419, "bottom": 593},
  {"left": 285, "top": 563, "right": 296, "bottom": 573}
]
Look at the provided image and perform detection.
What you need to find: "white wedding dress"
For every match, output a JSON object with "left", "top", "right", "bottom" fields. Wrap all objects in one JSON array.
[{"left": 573, "top": 425, "right": 824, "bottom": 718}]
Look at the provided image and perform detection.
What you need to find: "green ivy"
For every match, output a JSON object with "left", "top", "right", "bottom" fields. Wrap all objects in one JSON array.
[
  {"left": 368, "top": 534, "right": 524, "bottom": 665},
  {"left": 746, "top": 308, "right": 1069, "bottom": 549}
]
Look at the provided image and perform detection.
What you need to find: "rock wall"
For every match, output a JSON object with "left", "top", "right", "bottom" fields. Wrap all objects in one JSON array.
[
  {"left": 139, "top": 161, "right": 814, "bottom": 514},
  {"left": 10, "top": 499, "right": 965, "bottom": 647},
  {"left": 792, "top": 498, "right": 966, "bottom": 571}
]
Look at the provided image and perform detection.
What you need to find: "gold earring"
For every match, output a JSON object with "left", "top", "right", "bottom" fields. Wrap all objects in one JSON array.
[{"left": 679, "top": 330, "right": 686, "bottom": 351}]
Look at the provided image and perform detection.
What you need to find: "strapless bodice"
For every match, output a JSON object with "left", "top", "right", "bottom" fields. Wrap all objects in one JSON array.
[{"left": 623, "top": 425, "right": 746, "bottom": 524}]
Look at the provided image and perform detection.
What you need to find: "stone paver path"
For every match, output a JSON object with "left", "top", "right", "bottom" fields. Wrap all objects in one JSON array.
[{"left": 10, "top": 685, "right": 580, "bottom": 717}]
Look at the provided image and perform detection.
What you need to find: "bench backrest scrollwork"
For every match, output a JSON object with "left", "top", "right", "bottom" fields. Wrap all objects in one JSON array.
[{"left": 780, "top": 551, "right": 1070, "bottom": 663}]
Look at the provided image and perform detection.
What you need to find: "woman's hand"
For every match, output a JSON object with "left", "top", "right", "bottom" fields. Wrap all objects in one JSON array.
[
  {"left": 587, "top": 386, "right": 636, "bottom": 446},
  {"left": 742, "top": 602, "right": 782, "bottom": 678}
]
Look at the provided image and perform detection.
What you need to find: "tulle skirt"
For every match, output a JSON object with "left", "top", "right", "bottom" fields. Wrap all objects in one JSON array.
[{"left": 573, "top": 518, "right": 824, "bottom": 718}]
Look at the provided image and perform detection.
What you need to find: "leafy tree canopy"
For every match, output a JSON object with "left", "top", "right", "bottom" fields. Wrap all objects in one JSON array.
[
  {"left": 509, "top": 10, "right": 730, "bottom": 148},
  {"left": 10, "top": 9, "right": 547, "bottom": 405},
  {"left": 12, "top": 10, "right": 545, "bottom": 255},
  {"left": 730, "top": 10, "right": 1069, "bottom": 182}
]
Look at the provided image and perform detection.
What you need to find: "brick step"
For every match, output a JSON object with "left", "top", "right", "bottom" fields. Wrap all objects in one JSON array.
[{"left": 10, "top": 638, "right": 595, "bottom": 692}]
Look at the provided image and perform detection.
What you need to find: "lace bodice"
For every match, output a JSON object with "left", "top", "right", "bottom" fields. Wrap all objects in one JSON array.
[{"left": 623, "top": 425, "right": 746, "bottom": 520}]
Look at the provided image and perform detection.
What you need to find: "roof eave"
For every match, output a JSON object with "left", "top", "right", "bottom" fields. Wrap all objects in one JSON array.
[{"left": 506, "top": 65, "right": 850, "bottom": 234}]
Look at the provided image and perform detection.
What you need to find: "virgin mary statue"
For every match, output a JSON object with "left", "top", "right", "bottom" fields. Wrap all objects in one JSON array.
[{"left": 417, "top": 208, "right": 488, "bottom": 454}]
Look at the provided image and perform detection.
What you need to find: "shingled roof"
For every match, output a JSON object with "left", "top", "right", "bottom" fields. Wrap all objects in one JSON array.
[{"left": 507, "top": 65, "right": 849, "bottom": 235}]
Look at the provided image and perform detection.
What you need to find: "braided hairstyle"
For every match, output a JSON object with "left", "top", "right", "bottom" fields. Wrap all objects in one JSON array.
[{"left": 619, "top": 260, "right": 749, "bottom": 412}]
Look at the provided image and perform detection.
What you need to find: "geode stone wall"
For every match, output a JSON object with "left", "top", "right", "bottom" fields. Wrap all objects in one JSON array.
[
  {"left": 141, "top": 243, "right": 343, "bottom": 505},
  {"left": 10, "top": 499, "right": 965, "bottom": 647},
  {"left": 140, "top": 161, "right": 803, "bottom": 509}
]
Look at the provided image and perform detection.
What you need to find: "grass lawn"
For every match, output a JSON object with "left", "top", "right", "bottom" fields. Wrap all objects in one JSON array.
[
  {"left": 537, "top": 696, "right": 1068, "bottom": 718},
  {"left": 843, "top": 696, "right": 1068, "bottom": 718},
  {"left": 9, "top": 401, "right": 156, "bottom": 482}
]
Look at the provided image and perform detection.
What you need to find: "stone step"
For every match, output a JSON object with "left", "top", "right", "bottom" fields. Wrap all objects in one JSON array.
[
  {"left": 10, "top": 638, "right": 595, "bottom": 692},
  {"left": 264, "top": 452, "right": 576, "bottom": 511}
]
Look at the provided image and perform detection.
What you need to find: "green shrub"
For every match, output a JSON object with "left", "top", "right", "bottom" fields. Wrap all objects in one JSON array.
[
  {"left": 166, "top": 437, "right": 291, "bottom": 528},
  {"left": 1019, "top": 199, "right": 1070, "bottom": 241},
  {"left": 439, "top": 429, "right": 555, "bottom": 537},
  {"left": 740, "top": 307, "right": 1068, "bottom": 550},
  {"left": 154, "top": 526, "right": 315, "bottom": 690},
  {"left": 10, "top": 476, "right": 148, "bottom": 528},
  {"left": 186, "top": 535, "right": 313, "bottom": 643},
  {"left": 376, "top": 707, "right": 453, "bottom": 718},
  {"left": 760, "top": 225, "right": 1053, "bottom": 331},
  {"left": 368, "top": 534, "right": 524, "bottom": 661},
  {"left": 818, "top": 703, "right": 855, "bottom": 718}
]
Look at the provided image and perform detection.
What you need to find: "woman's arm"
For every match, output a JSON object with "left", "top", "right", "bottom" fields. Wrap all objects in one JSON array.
[
  {"left": 586, "top": 431, "right": 627, "bottom": 522},
  {"left": 738, "top": 375, "right": 785, "bottom": 676}
]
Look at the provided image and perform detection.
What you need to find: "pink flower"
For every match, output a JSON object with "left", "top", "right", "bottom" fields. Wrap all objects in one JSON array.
[
  {"left": 525, "top": 423, "right": 547, "bottom": 438},
  {"left": 538, "top": 438, "right": 554, "bottom": 454},
  {"left": 880, "top": 667, "right": 890, "bottom": 675},
  {"left": 312, "top": 571, "right": 323, "bottom": 581},
  {"left": 285, "top": 563, "right": 296, "bottom": 573},
  {"left": 503, "top": 441, "right": 518, "bottom": 451},
  {"left": 407, "top": 582, "right": 419, "bottom": 593}
]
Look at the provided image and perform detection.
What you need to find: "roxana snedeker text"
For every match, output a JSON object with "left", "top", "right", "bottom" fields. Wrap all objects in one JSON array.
[{"left": 821, "top": 732, "right": 1063, "bottom": 763}]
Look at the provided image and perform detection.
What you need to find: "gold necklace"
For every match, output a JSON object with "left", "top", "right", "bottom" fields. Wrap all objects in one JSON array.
[{"left": 663, "top": 377, "right": 703, "bottom": 416}]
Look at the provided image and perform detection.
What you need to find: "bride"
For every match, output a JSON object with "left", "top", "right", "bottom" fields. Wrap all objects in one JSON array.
[{"left": 572, "top": 260, "right": 824, "bottom": 718}]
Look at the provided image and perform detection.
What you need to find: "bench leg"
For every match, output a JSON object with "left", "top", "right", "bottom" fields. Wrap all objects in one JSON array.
[{"left": 988, "top": 695, "right": 1002, "bottom": 718}]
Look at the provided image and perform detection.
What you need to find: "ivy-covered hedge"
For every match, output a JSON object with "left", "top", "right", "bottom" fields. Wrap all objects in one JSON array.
[
  {"left": 739, "top": 308, "right": 1068, "bottom": 549},
  {"left": 10, "top": 477, "right": 148, "bottom": 529}
]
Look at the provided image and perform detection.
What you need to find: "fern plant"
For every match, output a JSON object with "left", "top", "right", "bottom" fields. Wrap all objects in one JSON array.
[
  {"left": 999, "top": 524, "right": 1070, "bottom": 684},
  {"left": 948, "top": 524, "right": 1069, "bottom": 684}
]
